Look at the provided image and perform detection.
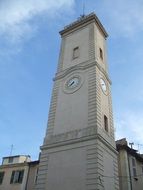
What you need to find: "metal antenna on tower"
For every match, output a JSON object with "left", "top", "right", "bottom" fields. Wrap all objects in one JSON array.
[
  {"left": 10, "top": 144, "right": 14, "bottom": 156},
  {"left": 83, "top": 0, "right": 85, "bottom": 16},
  {"left": 80, "top": 0, "right": 86, "bottom": 18}
]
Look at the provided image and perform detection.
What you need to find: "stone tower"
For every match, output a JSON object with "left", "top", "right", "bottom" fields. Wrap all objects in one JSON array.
[{"left": 35, "top": 13, "right": 119, "bottom": 190}]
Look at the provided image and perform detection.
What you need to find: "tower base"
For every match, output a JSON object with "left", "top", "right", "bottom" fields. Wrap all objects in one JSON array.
[{"left": 35, "top": 131, "right": 119, "bottom": 190}]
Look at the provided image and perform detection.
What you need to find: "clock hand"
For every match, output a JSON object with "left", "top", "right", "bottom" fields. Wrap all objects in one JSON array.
[{"left": 70, "top": 81, "right": 74, "bottom": 86}]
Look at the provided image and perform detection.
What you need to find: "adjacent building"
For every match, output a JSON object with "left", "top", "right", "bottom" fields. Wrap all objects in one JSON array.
[
  {"left": 116, "top": 138, "right": 143, "bottom": 190},
  {"left": 0, "top": 155, "right": 39, "bottom": 190}
]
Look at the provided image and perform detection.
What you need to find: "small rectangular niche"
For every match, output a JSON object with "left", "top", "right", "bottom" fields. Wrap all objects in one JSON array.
[
  {"left": 73, "top": 46, "right": 79, "bottom": 59},
  {"left": 99, "top": 48, "right": 103, "bottom": 60},
  {"left": 104, "top": 115, "right": 108, "bottom": 132}
]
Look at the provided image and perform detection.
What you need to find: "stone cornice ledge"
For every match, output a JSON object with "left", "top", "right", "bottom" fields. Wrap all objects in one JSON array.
[
  {"left": 43, "top": 126, "right": 96, "bottom": 146},
  {"left": 59, "top": 13, "right": 108, "bottom": 38},
  {"left": 42, "top": 126, "right": 117, "bottom": 154},
  {"left": 54, "top": 60, "right": 111, "bottom": 85},
  {"left": 0, "top": 162, "right": 29, "bottom": 169}
]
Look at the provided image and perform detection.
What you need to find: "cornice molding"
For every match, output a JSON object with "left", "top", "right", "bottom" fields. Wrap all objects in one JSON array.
[
  {"left": 42, "top": 126, "right": 117, "bottom": 154},
  {"left": 43, "top": 126, "right": 96, "bottom": 147},
  {"left": 0, "top": 162, "right": 29, "bottom": 169},
  {"left": 54, "top": 60, "right": 112, "bottom": 85},
  {"left": 60, "top": 13, "right": 108, "bottom": 38}
]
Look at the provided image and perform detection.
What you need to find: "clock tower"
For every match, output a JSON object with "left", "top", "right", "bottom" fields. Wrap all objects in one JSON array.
[{"left": 35, "top": 13, "right": 119, "bottom": 190}]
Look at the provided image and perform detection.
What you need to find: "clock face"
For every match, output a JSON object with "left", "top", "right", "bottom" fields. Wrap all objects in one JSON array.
[
  {"left": 63, "top": 74, "right": 83, "bottom": 94},
  {"left": 100, "top": 78, "right": 107, "bottom": 93},
  {"left": 66, "top": 77, "right": 80, "bottom": 89}
]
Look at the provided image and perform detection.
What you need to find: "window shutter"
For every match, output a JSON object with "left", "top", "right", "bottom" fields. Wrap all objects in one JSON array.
[
  {"left": 0, "top": 172, "right": 5, "bottom": 184},
  {"left": 10, "top": 171, "right": 15, "bottom": 184},
  {"left": 18, "top": 170, "right": 24, "bottom": 183}
]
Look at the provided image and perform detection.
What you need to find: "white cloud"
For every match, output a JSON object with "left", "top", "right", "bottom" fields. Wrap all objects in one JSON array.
[{"left": 0, "top": 0, "right": 74, "bottom": 43}]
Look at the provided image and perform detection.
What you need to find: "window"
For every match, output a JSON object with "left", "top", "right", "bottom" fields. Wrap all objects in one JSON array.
[
  {"left": 35, "top": 168, "right": 39, "bottom": 184},
  {"left": 0, "top": 172, "right": 4, "bottom": 185},
  {"left": 142, "top": 165, "right": 143, "bottom": 174},
  {"left": 10, "top": 170, "right": 24, "bottom": 184},
  {"left": 132, "top": 158, "right": 137, "bottom": 177},
  {"left": 104, "top": 115, "right": 108, "bottom": 132},
  {"left": 73, "top": 47, "right": 79, "bottom": 59},
  {"left": 99, "top": 48, "right": 103, "bottom": 60},
  {"left": 133, "top": 168, "right": 137, "bottom": 177},
  {"left": 132, "top": 158, "right": 136, "bottom": 167},
  {"left": 8, "top": 157, "right": 14, "bottom": 163}
]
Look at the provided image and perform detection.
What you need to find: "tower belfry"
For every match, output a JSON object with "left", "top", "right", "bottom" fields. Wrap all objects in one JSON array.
[{"left": 35, "top": 13, "right": 119, "bottom": 190}]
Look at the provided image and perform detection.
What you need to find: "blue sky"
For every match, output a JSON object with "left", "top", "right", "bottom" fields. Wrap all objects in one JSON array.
[{"left": 1, "top": 0, "right": 143, "bottom": 162}]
